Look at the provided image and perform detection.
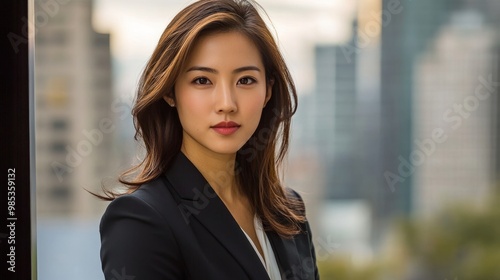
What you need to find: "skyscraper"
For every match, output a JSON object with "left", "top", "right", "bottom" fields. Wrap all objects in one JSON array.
[
  {"left": 412, "top": 9, "right": 500, "bottom": 218},
  {"left": 35, "top": 0, "right": 113, "bottom": 218},
  {"left": 314, "top": 42, "right": 359, "bottom": 199},
  {"left": 379, "top": 0, "right": 461, "bottom": 216}
]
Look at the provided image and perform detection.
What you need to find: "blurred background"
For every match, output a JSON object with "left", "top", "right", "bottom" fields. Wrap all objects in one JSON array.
[{"left": 34, "top": 0, "right": 500, "bottom": 279}]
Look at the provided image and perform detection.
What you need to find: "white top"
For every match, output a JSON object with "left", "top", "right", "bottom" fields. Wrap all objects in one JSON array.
[{"left": 239, "top": 215, "right": 282, "bottom": 280}]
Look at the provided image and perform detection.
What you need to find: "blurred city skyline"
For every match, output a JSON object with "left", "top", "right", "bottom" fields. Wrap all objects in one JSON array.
[{"left": 34, "top": 0, "right": 500, "bottom": 279}]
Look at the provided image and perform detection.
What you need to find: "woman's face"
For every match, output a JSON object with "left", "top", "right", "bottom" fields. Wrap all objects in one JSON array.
[{"left": 169, "top": 31, "right": 272, "bottom": 157}]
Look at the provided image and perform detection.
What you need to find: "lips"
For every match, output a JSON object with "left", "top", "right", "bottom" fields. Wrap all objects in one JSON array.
[
  {"left": 211, "top": 121, "right": 240, "bottom": 135},
  {"left": 211, "top": 121, "right": 240, "bottom": 128}
]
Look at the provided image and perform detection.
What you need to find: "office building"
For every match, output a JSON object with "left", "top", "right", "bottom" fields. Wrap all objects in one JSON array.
[{"left": 35, "top": 0, "right": 113, "bottom": 218}]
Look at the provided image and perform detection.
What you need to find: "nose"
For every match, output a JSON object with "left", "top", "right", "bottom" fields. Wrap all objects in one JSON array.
[{"left": 214, "top": 83, "right": 237, "bottom": 114}]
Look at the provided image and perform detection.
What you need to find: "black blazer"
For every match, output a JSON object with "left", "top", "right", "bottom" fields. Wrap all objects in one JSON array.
[{"left": 100, "top": 153, "right": 320, "bottom": 280}]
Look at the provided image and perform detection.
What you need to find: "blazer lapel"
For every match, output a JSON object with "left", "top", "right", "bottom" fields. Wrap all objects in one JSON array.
[
  {"left": 164, "top": 153, "right": 270, "bottom": 280},
  {"left": 266, "top": 230, "right": 302, "bottom": 279}
]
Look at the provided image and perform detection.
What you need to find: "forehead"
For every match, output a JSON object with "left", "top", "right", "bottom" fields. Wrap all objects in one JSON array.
[{"left": 184, "top": 31, "right": 264, "bottom": 69}]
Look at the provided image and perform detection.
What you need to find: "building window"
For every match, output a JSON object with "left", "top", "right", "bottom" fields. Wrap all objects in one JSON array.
[
  {"left": 94, "top": 34, "right": 109, "bottom": 47},
  {"left": 49, "top": 185, "right": 71, "bottom": 201},
  {"left": 50, "top": 141, "right": 67, "bottom": 153},
  {"left": 51, "top": 119, "right": 68, "bottom": 131}
]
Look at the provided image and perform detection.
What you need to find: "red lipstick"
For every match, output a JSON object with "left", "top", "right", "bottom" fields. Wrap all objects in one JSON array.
[{"left": 211, "top": 121, "right": 240, "bottom": 135}]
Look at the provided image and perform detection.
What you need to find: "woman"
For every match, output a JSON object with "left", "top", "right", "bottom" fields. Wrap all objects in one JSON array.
[{"left": 99, "top": 0, "right": 319, "bottom": 279}]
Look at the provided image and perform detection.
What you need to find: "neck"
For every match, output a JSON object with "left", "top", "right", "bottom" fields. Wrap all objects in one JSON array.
[{"left": 181, "top": 143, "right": 241, "bottom": 204}]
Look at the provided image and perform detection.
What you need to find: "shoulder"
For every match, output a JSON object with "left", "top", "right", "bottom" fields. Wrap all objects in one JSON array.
[
  {"left": 99, "top": 177, "right": 185, "bottom": 279},
  {"left": 284, "top": 187, "right": 307, "bottom": 215},
  {"left": 105, "top": 176, "right": 172, "bottom": 211},
  {"left": 284, "top": 187, "right": 304, "bottom": 201},
  {"left": 100, "top": 176, "right": 177, "bottom": 234}
]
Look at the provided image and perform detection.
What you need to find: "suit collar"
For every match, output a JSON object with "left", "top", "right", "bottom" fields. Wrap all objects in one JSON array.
[
  {"left": 164, "top": 152, "right": 303, "bottom": 280},
  {"left": 265, "top": 231, "right": 302, "bottom": 279},
  {"left": 164, "top": 152, "right": 270, "bottom": 279},
  {"left": 164, "top": 151, "right": 210, "bottom": 201}
]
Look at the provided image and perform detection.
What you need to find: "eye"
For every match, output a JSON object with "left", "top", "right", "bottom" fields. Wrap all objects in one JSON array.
[
  {"left": 193, "top": 77, "right": 212, "bottom": 85},
  {"left": 237, "top": 77, "right": 256, "bottom": 85}
]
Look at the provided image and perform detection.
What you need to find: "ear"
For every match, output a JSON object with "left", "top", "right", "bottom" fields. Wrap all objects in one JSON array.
[
  {"left": 264, "top": 79, "right": 274, "bottom": 107},
  {"left": 163, "top": 95, "right": 175, "bottom": 107}
]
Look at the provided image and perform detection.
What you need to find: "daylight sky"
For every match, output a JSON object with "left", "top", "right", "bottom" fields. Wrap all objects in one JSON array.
[{"left": 93, "top": 0, "right": 357, "bottom": 98}]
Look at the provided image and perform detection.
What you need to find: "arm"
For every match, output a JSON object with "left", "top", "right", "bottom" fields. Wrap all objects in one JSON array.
[{"left": 100, "top": 195, "right": 184, "bottom": 279}]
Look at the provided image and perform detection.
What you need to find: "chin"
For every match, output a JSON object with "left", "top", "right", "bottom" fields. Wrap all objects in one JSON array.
[
  {"left": 209, "top": 146, "right": 243, "bottom": 155},
  {"left": 207, "top": 141, "right": 248, "bottom": 156}
]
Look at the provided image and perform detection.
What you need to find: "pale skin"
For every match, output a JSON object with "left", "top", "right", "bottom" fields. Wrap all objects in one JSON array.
[{"left": 164, "top": 31, "right": 273, "bottom": 261}]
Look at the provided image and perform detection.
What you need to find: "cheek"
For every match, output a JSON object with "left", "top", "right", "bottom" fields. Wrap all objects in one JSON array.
[
  {"left": 175, "top": 88, "right": 210, "bottom": 127},
  {"left": 242, "top": 95, "right": 267, "bottom": 125},
  {"left": 244, "top": 90, "right": 267, "bottom": 113},
  {"left": 179, "top": 94, "right": 207, "bottom": 112}
]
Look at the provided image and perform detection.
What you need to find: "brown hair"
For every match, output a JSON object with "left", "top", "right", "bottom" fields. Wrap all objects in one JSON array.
[{"left": 99, "top": 0, "right": 305, "bottom": 237}]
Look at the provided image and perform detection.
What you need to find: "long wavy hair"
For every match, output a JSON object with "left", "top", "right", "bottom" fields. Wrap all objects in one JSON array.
[{"left": 98, "top": 0, "right": 305, "bottom": 238}]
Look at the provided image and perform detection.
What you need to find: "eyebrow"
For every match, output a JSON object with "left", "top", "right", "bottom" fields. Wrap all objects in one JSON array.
[{"left": 186, "top": 66, "right": 261, "bottom": 74}]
